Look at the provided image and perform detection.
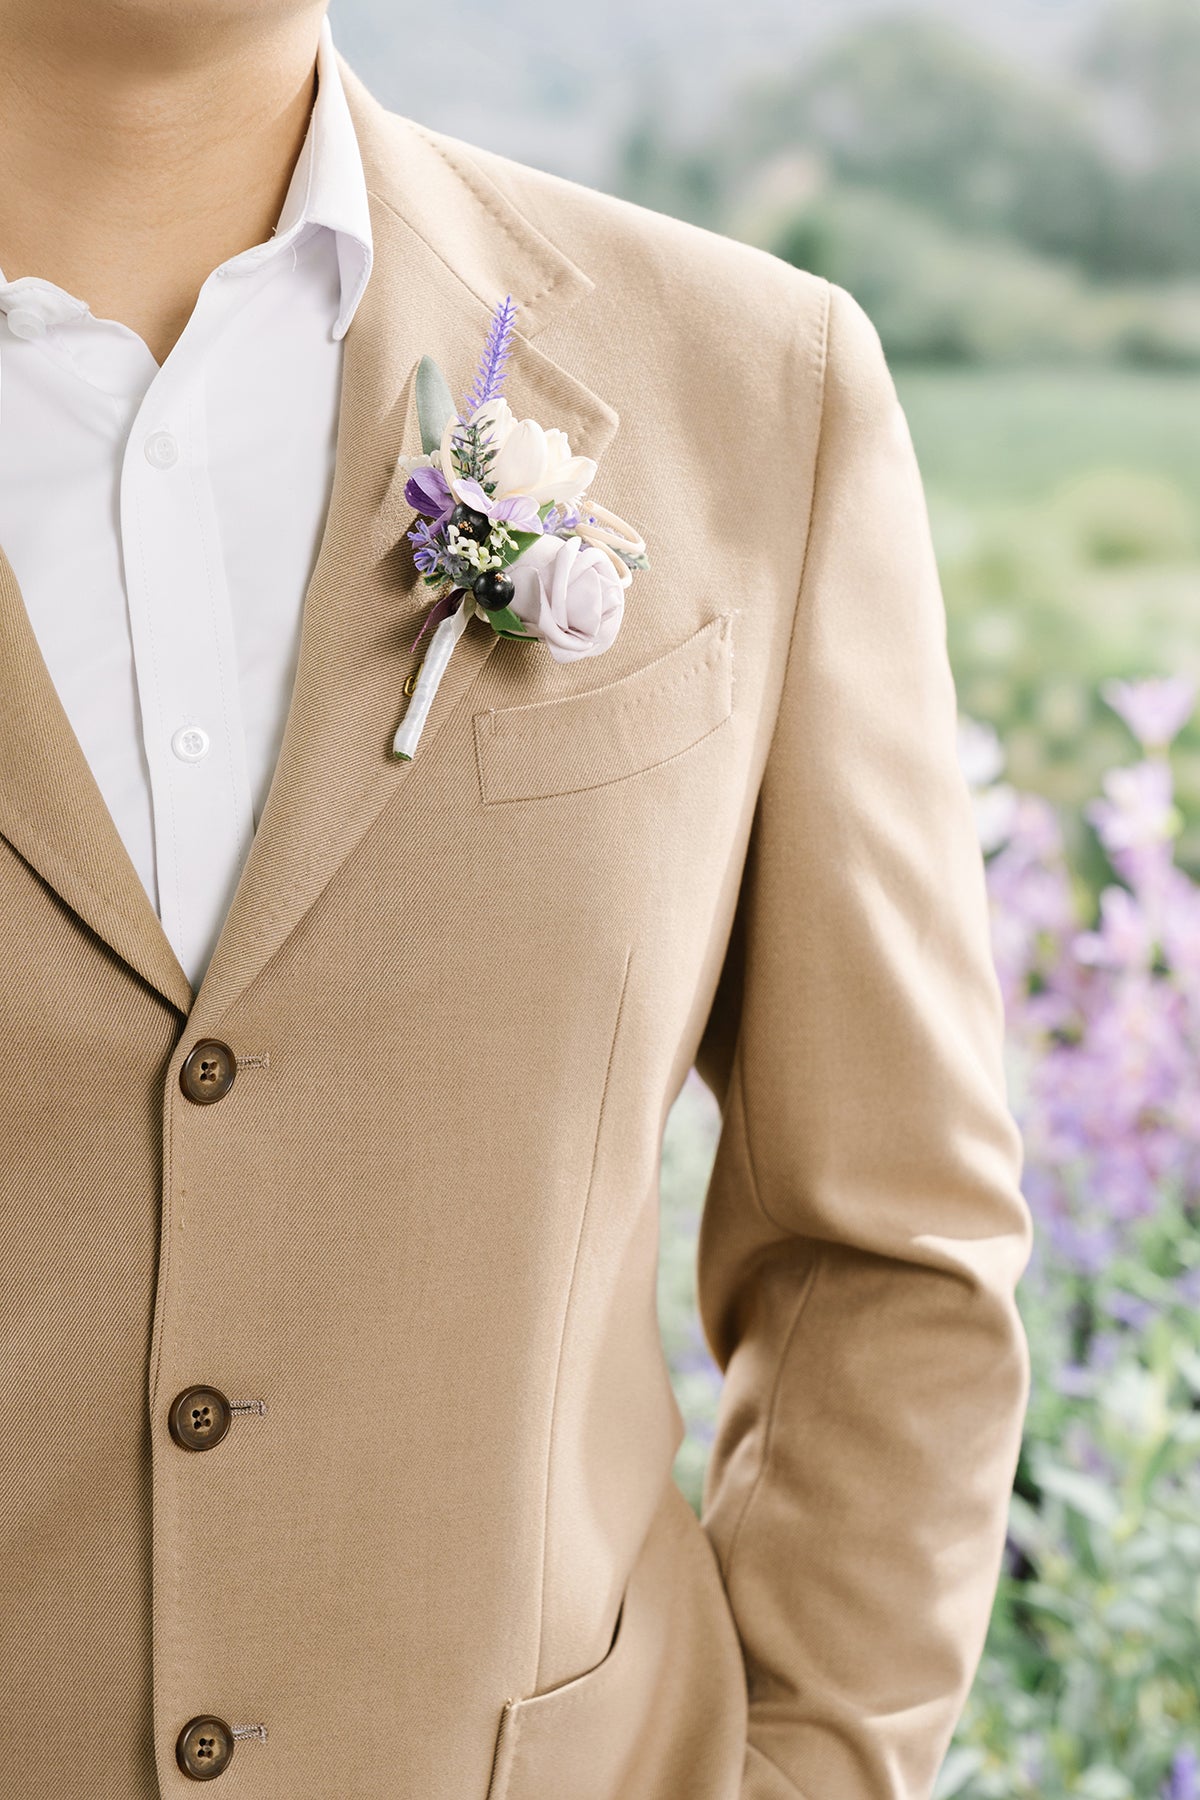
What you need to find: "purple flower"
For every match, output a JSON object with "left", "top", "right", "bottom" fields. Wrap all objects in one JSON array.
[
  {"left": 1086, "top": 758, "right": 1179, "bottom": 859},
  {"left": 974, "top": 686, "right": 1200, "bottom": 1342},
  {"left": 404, "top": 464, "right": 454, "bottom": 523},
  {"left": 1102, "top": 674, "right": 1196, "bottom": 752},
  {"left": 449, "top": 476, "right": 543, "bottom": 537},
  {"left": 1103, "top": 1288, "right": 1155, "bottom": 1331},
  {"left": 1164, "top": 1748, "right": 1199, "bottom": 1800},
  {"left": 406, "top": 517, "right": 445, "bottom": 575}
]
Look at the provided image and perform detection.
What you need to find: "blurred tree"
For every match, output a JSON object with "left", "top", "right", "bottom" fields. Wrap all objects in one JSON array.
[
  {"left": 1080, "top": 0, "right": 1200, "bottom": 279},
  {"left": 1087, "top": 0, "right": 1200, "bottom": 159},
  {"left": 744, "top": 16, "right": 1115, "bottom": 272}
]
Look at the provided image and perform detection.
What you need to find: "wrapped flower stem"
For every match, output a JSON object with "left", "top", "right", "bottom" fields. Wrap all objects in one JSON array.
[{"left": 392, "top": 598, "right": 474, "bottom": 761}]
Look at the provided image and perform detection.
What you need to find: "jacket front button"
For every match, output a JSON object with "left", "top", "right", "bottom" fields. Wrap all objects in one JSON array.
[
  {"left": 176, "top": 1715, "right": 235, "bottom": 1780},
  {"left": 168, "top": 1386, "right": 232, "bottom": 1451},
  {"left": 179, "top": 1039, "right": 236, "bottom": 1104}
]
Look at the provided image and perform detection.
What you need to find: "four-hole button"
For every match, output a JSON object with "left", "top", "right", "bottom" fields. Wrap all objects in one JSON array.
[
  {"left": 179, "top": 1038, "right": 236, "bottom": 1104},
  {"left": 168, "top": 1385, "right": 233, "bottom": 1452},
  {"left": 176, "top": 1714, "right": 235, "bottom": 1780}
]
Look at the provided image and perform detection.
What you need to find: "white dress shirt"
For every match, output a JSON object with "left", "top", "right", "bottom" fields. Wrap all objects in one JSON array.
[{"left": 0, "top": 14, "right": 373, "bottom": 992}]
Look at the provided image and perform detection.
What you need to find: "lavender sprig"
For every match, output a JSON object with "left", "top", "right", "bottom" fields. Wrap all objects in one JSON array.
[
  {"left": 407, "top": 518, "right": 443, "bottom": 575},
  {"left": 462, "top": 294, "right": 517, "bottom": 417}
]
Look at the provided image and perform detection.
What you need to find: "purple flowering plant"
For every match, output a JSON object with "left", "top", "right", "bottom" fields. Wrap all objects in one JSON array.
[
  {"left": 659, "top": 673, "right": 1200, "bottom": 1796},
  {"left": 934, "top": 674, "right": 1200, "bottom": 1797}
]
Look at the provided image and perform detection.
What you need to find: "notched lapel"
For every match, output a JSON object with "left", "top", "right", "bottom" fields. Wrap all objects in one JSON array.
[
  {"left": 183, "top": 80, "right": 621, "bottom": 1035},
  {"left": 0, "top": 69, "right": 620, "bottom": 1033},
  {"left": 0, "top": 545, "right": 195, "bottom": 1015}
]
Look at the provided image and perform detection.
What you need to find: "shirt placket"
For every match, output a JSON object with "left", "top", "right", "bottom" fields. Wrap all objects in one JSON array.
[{"left": 119, "top": 292, "right": 257, "bottom": 986}]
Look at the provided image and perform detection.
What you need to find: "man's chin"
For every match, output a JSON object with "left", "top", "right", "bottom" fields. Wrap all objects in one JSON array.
[{"left": 0, "top": 0, "right": 326, "bottom": 57}]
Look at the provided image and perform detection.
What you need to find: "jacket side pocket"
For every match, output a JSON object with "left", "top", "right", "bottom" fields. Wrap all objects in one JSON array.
[{"left": 484, "top": 1479, "right": 748, "bottom": 1800}]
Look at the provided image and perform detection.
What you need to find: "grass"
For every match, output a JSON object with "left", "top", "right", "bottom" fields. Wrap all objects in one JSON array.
[{"left": 895, "top": 367, "right": 1200, "bottom": 511}]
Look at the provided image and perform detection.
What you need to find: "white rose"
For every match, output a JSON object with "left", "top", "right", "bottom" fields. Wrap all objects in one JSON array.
[
  {"left": 467, "top": 398, "right": 597, "bottom": 507},
  {"left": 507, "top": 533, "right": 625, "bottom": 662}
]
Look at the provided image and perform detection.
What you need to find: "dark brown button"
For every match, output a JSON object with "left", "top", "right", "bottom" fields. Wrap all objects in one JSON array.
[
  {"left": 176, "top": 1715, "right": 235, "bottom": 1780},
  {"left": 168, "top": 1386, "right": 232, "bottom": 1452},
  {"left": 180, "top": 1038, "right": 236, "bottom": 1104}
]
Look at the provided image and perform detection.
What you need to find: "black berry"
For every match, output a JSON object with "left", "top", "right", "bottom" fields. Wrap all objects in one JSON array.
[
  {"left": 449, "top": 503, "right": 491, "bottom": 542},
  {"left": 473, "top": 569, "right": 515, "bottom": 612}
]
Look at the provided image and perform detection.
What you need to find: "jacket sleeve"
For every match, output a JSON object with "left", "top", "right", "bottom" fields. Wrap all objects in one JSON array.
[{"left": 692, "top": 278, "right": 1034, "bottom": 1800}]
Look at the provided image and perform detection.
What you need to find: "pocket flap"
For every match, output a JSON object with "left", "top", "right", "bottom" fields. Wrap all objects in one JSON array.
[{"left": 473, "top": 610, "right": 734, "bottom": 803}]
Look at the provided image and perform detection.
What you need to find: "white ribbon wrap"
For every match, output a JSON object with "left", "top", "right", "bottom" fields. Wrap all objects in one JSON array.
[{"left": 392, "top": 600, "right": 473, "bottom": 761}]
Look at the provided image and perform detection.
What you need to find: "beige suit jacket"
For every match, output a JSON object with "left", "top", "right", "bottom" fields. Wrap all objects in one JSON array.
[{"left": 0, "top": 47, "right": 1033, "bottom": 1800}]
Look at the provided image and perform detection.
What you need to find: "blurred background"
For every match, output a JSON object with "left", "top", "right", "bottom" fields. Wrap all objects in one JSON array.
[{"left": 335, "top": 1, "right": 1200, "bottom": 1791}]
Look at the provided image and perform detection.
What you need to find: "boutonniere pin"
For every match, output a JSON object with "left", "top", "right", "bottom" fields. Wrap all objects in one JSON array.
[{"left": 390, "top": 294, "right": 649, "bottom": 760}]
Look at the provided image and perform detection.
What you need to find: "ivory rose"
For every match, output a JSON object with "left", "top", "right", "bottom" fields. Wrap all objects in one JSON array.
[
  {"left": 507, "top": 533, "right": 625, "bottom": 662},
  {"left": 461, "top": 398, "right": 597, "bottom": 507}
]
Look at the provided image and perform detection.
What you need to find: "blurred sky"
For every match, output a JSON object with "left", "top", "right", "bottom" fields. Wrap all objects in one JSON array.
[{"left": 329, "top": 0, "right": 1096, "bottom": 185}]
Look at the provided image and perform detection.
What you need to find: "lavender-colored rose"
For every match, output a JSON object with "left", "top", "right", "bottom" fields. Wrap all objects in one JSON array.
[{"left": 507, "top": 533, "right": 626, "bottom": 662}]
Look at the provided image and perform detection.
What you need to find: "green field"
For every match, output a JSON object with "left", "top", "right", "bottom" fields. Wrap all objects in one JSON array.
[
  {"left": 890, "top": 366, "right": 1200, "bottom": 877},
  {"left": 897, "top": 368, "right": 1200, "bottom": 508}
]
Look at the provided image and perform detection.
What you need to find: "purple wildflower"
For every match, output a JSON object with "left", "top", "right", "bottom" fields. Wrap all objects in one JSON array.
[
  {"left": 1086, "top": 758, "right": 1178, "bottom": 861},
  {"left": 1165, "top": 1748, "right": 1199, "bottom": 1800},
  {"left": 963, "top": 678, "right": 1200, "bottom": 1370},
  {"left": 462, "top": 293, "right": 518, "bottom": 418},
  {"left": 1102, "top": 674, "right": 1196, "bottom": 753}
]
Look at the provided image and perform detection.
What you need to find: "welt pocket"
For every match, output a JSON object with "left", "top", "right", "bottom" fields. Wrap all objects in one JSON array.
[
  {"left": 472, "top": 610, "right": 734, "bottom": 804},
  {"left": 485, "top": 1588, "right": 631, "bottom": 1800},
  {"left": 483, "top": 1478, "right": 748, "bottom": 1800}
]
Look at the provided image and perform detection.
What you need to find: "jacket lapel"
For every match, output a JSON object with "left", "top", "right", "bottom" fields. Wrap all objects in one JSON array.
[
  {"left": 0, "top": 544, "right": 197, "bottom": 1015},
  {"left": 0, "top": 57, "right": 619, "bottom": 1030}
]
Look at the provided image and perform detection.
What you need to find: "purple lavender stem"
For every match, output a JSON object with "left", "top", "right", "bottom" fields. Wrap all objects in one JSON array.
[{"left": 462, "top": 294, "right": 518, "bottom": 417}]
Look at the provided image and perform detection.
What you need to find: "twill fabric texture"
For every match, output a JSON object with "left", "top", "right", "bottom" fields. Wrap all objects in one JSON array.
[{"left": 0, "top": 44, "right": 1034, "bottom": 1800}]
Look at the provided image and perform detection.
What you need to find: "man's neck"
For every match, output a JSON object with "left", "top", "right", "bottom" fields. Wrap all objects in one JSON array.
[{"left": 0, "top": 3, "right": 327, "bottom": 365}]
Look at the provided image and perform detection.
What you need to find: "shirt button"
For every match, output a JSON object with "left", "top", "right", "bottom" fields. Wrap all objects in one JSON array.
[
  {"left": 144, "top": 429, "right": 179, "bottom": 469},
  {"left": 179, "top": 1038, "right": 237, "bottom": 1104},
  {"left": 172, "top": 724, "right": 210, "bottom": 762},
  {"left": 176, "top": 1714, "right": 235, "bottom": 1780},
  {"left": 6, "top": 305, "right": 47, "bottom": 340},
  {"left": 168, "top": 1385, "right": 233, "bottom": 1451}
]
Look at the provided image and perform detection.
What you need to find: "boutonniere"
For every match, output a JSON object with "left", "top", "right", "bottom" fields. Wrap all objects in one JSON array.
[{"left": 390, "top": 294, "right": 650, "bottom": 760}]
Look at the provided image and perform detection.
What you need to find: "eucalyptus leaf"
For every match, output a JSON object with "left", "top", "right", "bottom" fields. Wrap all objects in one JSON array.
[{"left": 415, "top": 355, "right": 456, "bottom": 455}]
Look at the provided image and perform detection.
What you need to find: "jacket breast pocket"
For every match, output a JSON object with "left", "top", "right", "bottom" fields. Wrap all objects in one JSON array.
[{"left": 472, "top": 610, "right": 733, "bottom": 805}]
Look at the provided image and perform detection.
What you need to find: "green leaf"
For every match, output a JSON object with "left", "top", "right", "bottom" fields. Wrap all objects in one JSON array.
[
  {"left": 933, "top": 1746, "right": 988, "bottom": 1799},
  {"left": 1035, "top": 1461, "right": 1122, "bottom": 1527},
  {"left": 494, "top": 529, "right": 544, "bottom": 567},
  {"left": 485, "top": 605, "right": 537, "bottom": 638},
  {"left": 415, "top": 355, "right": 456, "bottom": 455}
]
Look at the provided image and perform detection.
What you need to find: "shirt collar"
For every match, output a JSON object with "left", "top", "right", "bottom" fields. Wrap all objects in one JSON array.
[{"left": 269, "top": 11, "right": 374, "bottom": 340}]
